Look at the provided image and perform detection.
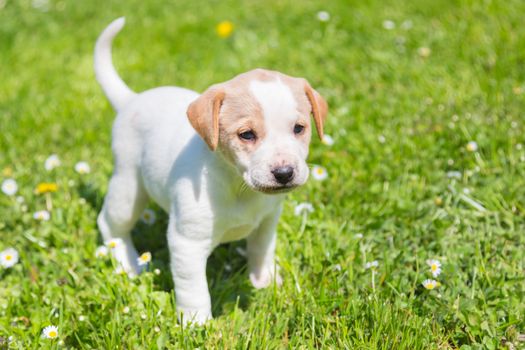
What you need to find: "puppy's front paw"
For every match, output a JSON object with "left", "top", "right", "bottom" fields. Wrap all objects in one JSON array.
[
  {"left": 110, "top": 245, "right": 142, "bottom": 277},
  {"left": 249, "top": 266, "right": 282, "bottom": 289},
  {"left": 177, "top": 307, "right": 212, "bottom": 327}
]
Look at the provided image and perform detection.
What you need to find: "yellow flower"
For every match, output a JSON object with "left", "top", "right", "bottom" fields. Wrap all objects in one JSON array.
[
  {"left": 2, "top": 167, "right": 13, "bottom": 177},
  {"left": 35, "top": 182, "right": 58, "bottom": 194},
  {"left": 216, "top": 21, "right": 234, "bottom": 38}
]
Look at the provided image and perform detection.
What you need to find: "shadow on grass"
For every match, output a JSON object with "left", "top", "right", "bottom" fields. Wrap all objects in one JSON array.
[
  {"left": 130, "top": 210, "right": 253, "bottom": 317},
  {"left": 78, "top": 180, "right": 104, "bottom": 212}
]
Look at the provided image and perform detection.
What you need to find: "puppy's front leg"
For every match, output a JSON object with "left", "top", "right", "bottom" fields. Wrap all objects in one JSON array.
[
  {"left": 168, "top": 224, "right": 213, "bottom": 325},
  {"left": 247, "top": 207, "right": 283, "bottom": 289}
]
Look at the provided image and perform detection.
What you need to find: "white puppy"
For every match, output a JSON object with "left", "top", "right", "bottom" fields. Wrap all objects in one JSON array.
[{"left": 94, "top": 18, "right": 328, "bottom": 325}]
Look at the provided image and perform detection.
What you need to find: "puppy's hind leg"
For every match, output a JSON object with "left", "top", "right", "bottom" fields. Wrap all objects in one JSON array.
[{"left": 97, "top": 168, "right": 148, "bottom": 276}]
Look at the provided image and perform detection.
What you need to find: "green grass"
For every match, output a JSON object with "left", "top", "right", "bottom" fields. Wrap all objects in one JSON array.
[{"left": 1, "top": 0, "right": 525, "bottom": 348}]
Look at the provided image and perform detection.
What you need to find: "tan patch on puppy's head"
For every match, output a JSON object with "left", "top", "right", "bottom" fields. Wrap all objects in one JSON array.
[{"left": 216, "top": 88, "right": 266, "bottom": 164}]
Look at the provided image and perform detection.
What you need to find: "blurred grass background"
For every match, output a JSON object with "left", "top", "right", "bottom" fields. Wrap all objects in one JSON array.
[{"left": 1, "top": 0, "right": 525, "bottom": 348}]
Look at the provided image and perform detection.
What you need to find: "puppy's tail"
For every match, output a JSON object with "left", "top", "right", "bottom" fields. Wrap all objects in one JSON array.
[{"left": 94, "top": 17, "right": 136, "bottom": 111}]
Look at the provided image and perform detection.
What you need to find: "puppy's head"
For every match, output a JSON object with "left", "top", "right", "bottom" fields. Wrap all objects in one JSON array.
[{"left": 187, "top": 69, "right": 327, "bottom": 194}]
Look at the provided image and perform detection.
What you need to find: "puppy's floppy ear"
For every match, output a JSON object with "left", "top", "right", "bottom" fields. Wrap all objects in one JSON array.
[
  {"left": 304, "top": 81, "right": 328, "bottom": 140},
  {"left": 187, "top": 86, "right": 225, "bottom": 151}
]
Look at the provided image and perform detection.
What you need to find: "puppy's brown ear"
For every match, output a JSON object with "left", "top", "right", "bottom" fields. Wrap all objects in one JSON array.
[
  {"left": 304, "top": 82, "right": 328, "bottom": 140},
  {"left": 187, "top": 87, "right": 225, "bottom": 151}
]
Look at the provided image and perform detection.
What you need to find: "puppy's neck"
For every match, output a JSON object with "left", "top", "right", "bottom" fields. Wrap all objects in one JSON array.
[{"left": 212, "top": 149, "right": 264, "bottom": 199}]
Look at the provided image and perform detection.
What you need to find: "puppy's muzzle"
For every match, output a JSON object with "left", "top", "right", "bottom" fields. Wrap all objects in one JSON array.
[{"left": 271, "top": 166, "right": 294, "bottom": 185}]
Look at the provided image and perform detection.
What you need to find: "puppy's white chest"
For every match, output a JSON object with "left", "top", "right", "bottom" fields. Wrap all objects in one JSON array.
[
  {"left": 216, "top": 195, "right": 281, "bottom": 243},
  {"left": 221, "top": 224, "right": 256, "bottom": 243}
]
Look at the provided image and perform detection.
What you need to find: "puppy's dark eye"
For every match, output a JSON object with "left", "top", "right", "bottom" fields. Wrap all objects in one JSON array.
[
  {"left": 239, "top": 130, "right": 256, "bottom": 141},
  {"left": 293, "top": 124, "right": 305, "bottom": 135}
]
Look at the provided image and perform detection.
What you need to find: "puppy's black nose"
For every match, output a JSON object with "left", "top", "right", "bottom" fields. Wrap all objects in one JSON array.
[{"left": 272, "top": 166, "right": 294, "bottom": 185}]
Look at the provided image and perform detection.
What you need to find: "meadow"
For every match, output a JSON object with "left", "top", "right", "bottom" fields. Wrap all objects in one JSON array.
[{"left": 1, "top": 0, "right": 525, "bottom": 348}]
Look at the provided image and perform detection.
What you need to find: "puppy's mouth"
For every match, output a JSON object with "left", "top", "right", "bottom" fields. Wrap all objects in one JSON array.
[{"left": 252, "top": 184, "right": 298, "bottom": 194}]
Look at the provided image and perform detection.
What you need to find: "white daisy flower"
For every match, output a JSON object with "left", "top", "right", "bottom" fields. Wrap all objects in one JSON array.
[
  {"left": 78, "top": 315, "right": 86, "bottom": 322},
  {"left": 140, "top": 313, "right": 147, "bottom": 320},
  {"left": 365, "top": 260, "right": 379, "bottom": 269},
  {"left": 44, "top": 154, "right": 61, "bottom": 171},
  {"left": 137, "top": 252, "right": 152, "bottom": 266},
  {"left": 105, "top": 238, "right": 123, "bottom": 249},
  {"left": 382, "top": 19, "right": 395, "bottom": 30},
  {"left": 32, "top": 0, "right": 49, "bottom": 11},
  {"left": 122, "top": 306, "right": 130, "bottom": 314},
  {"left": 1, "top": 179, "right": 18, "bottom": 196},
  {"left": 0, "top": 248, "right": 19, "bottom": 268},
  {"left": 294, "top": 202, "right": 314, "bottom": 216},
  {"left": 316, "top": 11, "right": 330, "bottom": 22},
  {"left": 74, "top": 161, "right": 91, "bottom": 174},
  {"left": 311, "top": 165, "right": 328, "bottom": 181},
  {"left": 235, "top": 246, "right": 247, "bottom": 257},
  {"left": 140, "top": 209, "right": 156, "bottom": 225},
  {"left": 33, "top": 210, "right": 50, "bottom": 221},
  {"left": 422, "top": 279, "right": 439, "bottom": 290},
  {"left": 426, "top": 259, "right": 442, "bottom": 278},
  {"left": 401, "top": 20, "right": 413, "bottom": 30},
  {"left": 42, "top": 325, "right": 58, "bottom": 339},
  {"left": 154, "top": 268, "right": 161, "bottom": 275},
  {"left": 418, "top": 47, "right": 431, "bottom": 58},
  {"left": 466, "top": 141, "right": 478, "bottom": 152},
  {"left": 114, "top": 266, "right": 127, "bottom": 275},
  {"left": 321, "top": 134, "right": 334, "bottom": 146},
  {"left": 95, "top": 246, "right": 109, "bottom": 258},
  {"left": 446, "top": 171, "right": 462, "bottom": 179}
]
